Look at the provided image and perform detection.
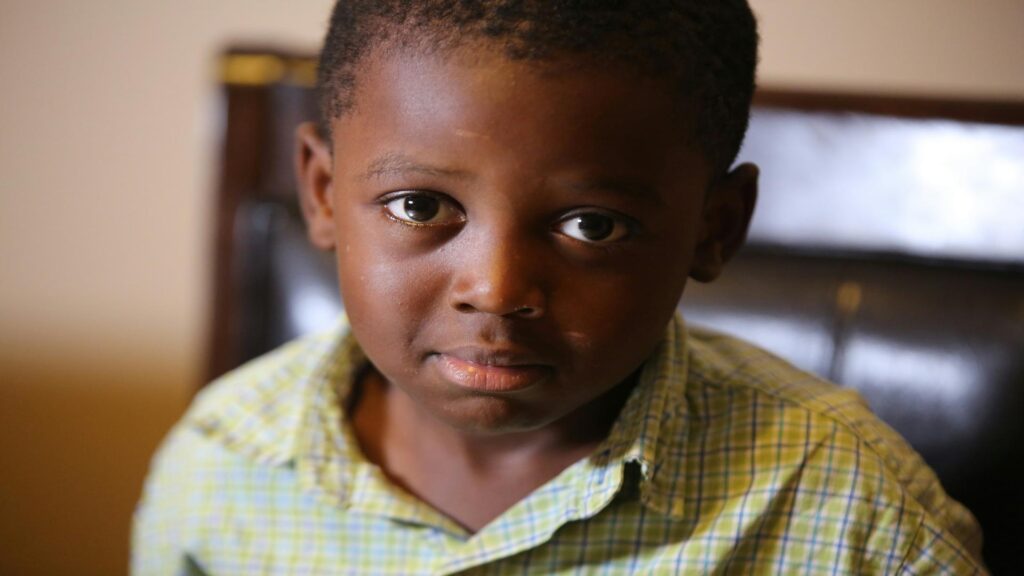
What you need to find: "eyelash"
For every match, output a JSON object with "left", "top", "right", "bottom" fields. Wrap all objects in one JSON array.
[
  {"left": 554, "top": 208, "right": 635, "bottom": 245},
  {"left": 377, "top": 191, "right": 637, "bottom": 246},
  {"left": 379, "top": 191, "right": 465, "bottom": 227}
]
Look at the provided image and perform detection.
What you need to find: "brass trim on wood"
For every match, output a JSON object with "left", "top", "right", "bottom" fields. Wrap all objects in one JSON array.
[{"left": 220, "top": 53, "right": 318, "bottom": 87}]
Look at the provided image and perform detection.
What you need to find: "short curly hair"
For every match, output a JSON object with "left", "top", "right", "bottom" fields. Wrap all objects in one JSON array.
[{"left": 317, "top": 0, "right": 758, "bottom": 174}]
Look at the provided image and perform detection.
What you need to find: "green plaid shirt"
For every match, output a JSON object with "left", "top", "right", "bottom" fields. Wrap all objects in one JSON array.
[{"left": 133, "top": 315, "right": 985, "bottom": 575}]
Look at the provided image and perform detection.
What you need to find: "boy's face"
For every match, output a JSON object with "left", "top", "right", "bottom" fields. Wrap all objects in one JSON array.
[{"left": 298, "top": 44, "right": 756, "bottom": 435}]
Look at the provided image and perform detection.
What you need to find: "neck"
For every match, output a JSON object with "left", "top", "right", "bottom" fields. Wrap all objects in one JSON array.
[
  {"left": 349, "top": 366, "right": 638, "bottom": 533},
  {"left": 352, "top": 365, "right": 637, "bottom": 474}
]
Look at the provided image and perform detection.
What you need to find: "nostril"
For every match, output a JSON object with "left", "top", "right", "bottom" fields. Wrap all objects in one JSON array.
[
  {"left": 513, "top": 305, "right": 543, "bottom": 319},
  {"left": 447, "top": 255, "right": 547, "bottom": 317},
  {"left": 454, "top": 302, "right": 476, "bottom": 313},
  {"left": 451, "top": 300, "right": 544, "bottom": 318}
]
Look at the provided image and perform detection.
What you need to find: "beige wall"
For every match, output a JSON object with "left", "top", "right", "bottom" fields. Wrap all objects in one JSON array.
[
  {"left": 0, "top": 1, "right": 1021, "bottom": 574},
  {"left": 0, "top": 2, "right": 334, "bottom": 574},
  {"left": 754, "top": 0, "right": 1024, "bottom": 98}
]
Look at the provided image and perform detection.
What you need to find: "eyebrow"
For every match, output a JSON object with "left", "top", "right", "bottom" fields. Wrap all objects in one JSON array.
[
  {"left": 359, "top": 153, "right": 471, "bottom": 182},
  {"left": 359, "top": 153, "right": 666, "bottom": 206},
  {"left": 564, "top": 177, "right": 667, "bottom": 207}
]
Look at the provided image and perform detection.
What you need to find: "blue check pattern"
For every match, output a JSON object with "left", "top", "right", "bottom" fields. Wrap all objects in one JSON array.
[{"left": 133, "top": 314, "right": 985, "bottom": 575}]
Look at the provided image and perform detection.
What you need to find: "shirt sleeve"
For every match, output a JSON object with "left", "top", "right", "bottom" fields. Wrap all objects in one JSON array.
[{"left": 131, "top": 426, "right": 211, "bottom": 576}]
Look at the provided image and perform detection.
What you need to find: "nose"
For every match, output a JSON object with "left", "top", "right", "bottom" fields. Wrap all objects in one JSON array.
[{"left": 448, "top": 231, "right": 547, "bottom": 319}]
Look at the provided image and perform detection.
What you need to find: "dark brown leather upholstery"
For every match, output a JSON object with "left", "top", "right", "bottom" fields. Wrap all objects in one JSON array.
[{"left": 206, "top": 49, "right": 1024, "bottom": 573}]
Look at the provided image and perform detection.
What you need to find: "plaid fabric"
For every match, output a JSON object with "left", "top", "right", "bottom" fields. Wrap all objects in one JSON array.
[{"left": 133, "top": 314, "right": 985, "bottom": 575}]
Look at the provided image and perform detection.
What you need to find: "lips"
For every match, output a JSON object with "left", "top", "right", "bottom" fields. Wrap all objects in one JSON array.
[{"left": 433, "top": 347, "right": 553, "bottom": 393}]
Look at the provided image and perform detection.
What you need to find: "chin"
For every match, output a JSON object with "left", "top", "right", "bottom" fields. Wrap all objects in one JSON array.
[{"left": 434, "top": 395, "right": 560, "bottom": 436}]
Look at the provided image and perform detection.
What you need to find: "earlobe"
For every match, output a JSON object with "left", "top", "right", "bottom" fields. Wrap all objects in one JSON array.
[
  {"left": 294, "top": 122, "right": 337, "bottom": 251},
  {"left": 689, "top": 163, "right": 759, "bottom": 283}
]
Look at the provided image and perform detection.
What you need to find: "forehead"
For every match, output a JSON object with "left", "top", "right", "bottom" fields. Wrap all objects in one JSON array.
[{"left": 330, "top": 44, "right": 709, "bottom": 196}]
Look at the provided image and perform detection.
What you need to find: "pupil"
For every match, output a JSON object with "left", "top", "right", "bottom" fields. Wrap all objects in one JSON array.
[
  {"left": 577, "top": 214, "right": 614, "bottom": 240},
  {"left": 404, "top": 196, "right": 439, "bottom": 222}
]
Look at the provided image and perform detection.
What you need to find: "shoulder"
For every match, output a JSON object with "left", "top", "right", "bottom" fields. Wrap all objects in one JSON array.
[
  {"left": 685, "top": 325, "right": 865, "bottom": 415},
  {"left": 132, "top": 325, "right": 350, "bottom": 572},
  {"left": 138, "top": 322, "right": 346, "bottom": 489},
  {"left": 664, "top": 325, "right": 983, "bottom": 570},
  {"left": 184, "top": 323, "right": 347, "bottom": 464},
  {"left": 137, "top": 322, "right": 349, "bottom": 515},
  {"left": 684, "top": 325, "right": 933, "bottom": 484},
  {"left": 684, "top": 327, "right": 972, "bottom": 506}
]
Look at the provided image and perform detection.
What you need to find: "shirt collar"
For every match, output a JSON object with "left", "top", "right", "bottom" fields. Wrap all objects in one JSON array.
[
  {"left": 587, "top": 312, "right": 692, "bottom": 519},
  {"left": 190, "top": 313, "right": 692, "bottom": 520}
]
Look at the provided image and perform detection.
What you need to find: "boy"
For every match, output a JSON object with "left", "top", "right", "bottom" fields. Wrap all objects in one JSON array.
[{"left": 134, "top": 1, "right": 985, "bottom": 574}]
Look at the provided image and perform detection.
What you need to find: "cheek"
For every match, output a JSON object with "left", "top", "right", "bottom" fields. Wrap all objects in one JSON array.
[
  {"left": 572, "top": 278, "right": 678, "bottom": 339},
  {"left": 558, "top": 245, "right": 691, "bottom": 361},
  {"left": 334, "top": 223, "right": 449, "bottom": 347}
]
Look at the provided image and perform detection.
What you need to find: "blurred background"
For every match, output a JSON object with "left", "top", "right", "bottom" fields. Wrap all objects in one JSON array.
[{"left": 1, "top": 1, "right": 1022, "bottom": 574}]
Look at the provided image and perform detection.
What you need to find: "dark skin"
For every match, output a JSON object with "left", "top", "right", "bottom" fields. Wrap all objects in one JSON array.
[{"left": 296, "top": 43, "right": 757, "bottom": 533}]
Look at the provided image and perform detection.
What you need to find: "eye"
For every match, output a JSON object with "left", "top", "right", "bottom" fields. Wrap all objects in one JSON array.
[
  {"left": 556, "top": 212, "right": 630, "bottom": 243},
  {"left": 383, "top": 193, "right": 464, "bottom": 225}
]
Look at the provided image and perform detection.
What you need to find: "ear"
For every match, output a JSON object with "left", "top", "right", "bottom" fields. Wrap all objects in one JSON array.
[
  {"left": 689, "top": 162, "right": 758, "bottom": 283},
  {"left": 295, "top": 121, "right": 337, "bottom": 251}
]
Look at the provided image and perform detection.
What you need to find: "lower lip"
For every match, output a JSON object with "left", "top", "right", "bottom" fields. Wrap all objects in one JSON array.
[{"left": 434, "top": 354, "right": 550, "bottom": 393}]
